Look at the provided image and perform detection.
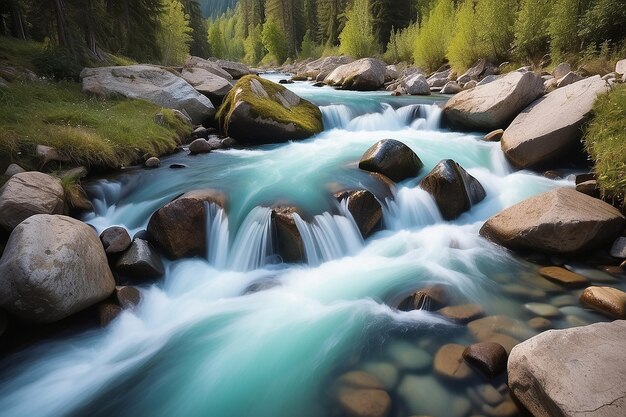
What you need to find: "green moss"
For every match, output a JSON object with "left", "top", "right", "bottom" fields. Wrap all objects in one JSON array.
[
  {"left": 583, "top": 84, "right": 626, "bottom": 204},
  {"left": 0, "top": 81, "right": 191, "bottom": 170},
  {"left": 217, "top": 75, "right": 323, "bottom": 137}
]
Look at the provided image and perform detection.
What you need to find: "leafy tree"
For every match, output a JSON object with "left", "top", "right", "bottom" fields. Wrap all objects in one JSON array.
[
  {"left": 339, "top": 0, "right": 378, "bottom": 58},
  {"left": 475, "top": 0, "right": 516, "bottom": 61},
  {"left": 262, "top": 19, "right": 288, "bottom": 63},
  {"left": 413, "top": 0, "right": 455, "bottom": 71},
  {"left": 158, "top": 0, "right": 192, "bottom": 65},
  {"left": 208, "top": 23, "right": 226, "bottom": 57},
  {"left": 244, "top": 23, "right": 264, "bottom": 64},
  {"left": 514, "top": 0, "right": 552, "bottom": 60},
  {"left": 548, "top": 0, "right": 579, "bottom": 58},
  {"left": 299, "top": 29, "right": 316, "bottom": 59},
  {"left": 578, "top": 0, "right": 626, "bottom": 50},
  {"left": 317, "top": 0, "right": 350, "bottom": 46},
  {"left": 447, "top": 0, "right": 482, "bottom": 71},
  {"left": 384, "top": 22, "right": 419, "bottom": 63}
]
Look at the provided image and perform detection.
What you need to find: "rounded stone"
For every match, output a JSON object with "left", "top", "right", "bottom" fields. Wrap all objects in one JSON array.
[
  {"left": 114, "top": 286, "right": 142, "bottom": 310},
  {"left": 98, "top": 302, "right": 123, "bottom": 327},
  {"left": 358, "top": 139, "right": 423, "bottom": 182},
  {"left": 524, "top": 303, "right": 561, "bottom": 318},
  {"left": 332, "top": 371, "right": 391, "bottom": 417},
  {"left": 188, "top": 138, "right": 212, "bottom": 154},
  {"left": 462, "top": 342, "right": 508, "bottom": 379},
  {"left": 361, "top": 362, "right": 399, "bottom": 390},
  {"left": 144, "top": 157, "right": 160, "bottom": 168},
  {"left": 438, "top": 304, "right": 485, "bottom": 323},
  {"left": 434, "top": 343, "right": 473, "bottom": 381},
  {"left": 538, "top": 266, "right": 588, "bottom": 287},
  {"left": 580, "top": 286, "right": 626, "bottom": 319},
  {"left": 527, "top": 317, "right": 552, "bottom": 331},
  {"left": 387, "top": 341, "right": 432, "bottom": 372},
  {"left": 100, "top": 226, "right": 132, "bottom": 255}
]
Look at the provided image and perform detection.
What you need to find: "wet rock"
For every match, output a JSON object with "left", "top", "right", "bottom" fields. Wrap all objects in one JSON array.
[
  {"left": 115, "top": 239, "right": 164, "bottom": 279},
  {"left": 420, "top": 159, "right": 486, "bottom": 220},
  {"left": 358, "top": 139, "right": 423, "bottom": 182},
  {"left": 218, "top": 75, "right": 323, "bottom": 144},
  {"left": 564, "top": 263, "right": 617, "bottom": 283},
  {"left": 387, "top": 341, "right": 432, "bottom": 372},
  {"left": 552, "top": 62, "right": 571, "bottom": 80},
  {"left": 502, "top": 76, "right": 609, "bottom": 168},
  {"left": 278, "top": 79, "right": 293, "bottom": 84},
  {"left": 361, "top": 362, "right": 399, "bottom": 390},
  {"left": 0, "top": 215, "right": 115, "bottom": 323},
  {"left": 0, "top": 172, "right": 65, "bottom": 231},
  {"left": 397, "top": 285, "right": 449, "bottom": 311},
  {"left": 221, "top": 137, "right": 238, "bottom": 148},
  {"left": 398, "top": 374, "right": 471, "bottom": 417},
  {"left": 114, "top": 286, "right": 142, "bottom": 309},
  {"left": 147, "top": 189, "right": 226, "bottom": 259},
  {"left": 332, "top": 371, "right": 391, "bottom": 417},
  {"left": 441, "top": 81, "right": 462, "bottom": 94},
  {"left": 100, "top": 226, "right": 132, "bottom": 255},
  {"left": 438, "top": 304, "right": 485, "bottom": 323},
  {"left": 272, "top": 207, "right": 305, "bottom": 263},
  {"left": 462, "top": 342, "right": 507, "bottom": 379},
  {"left": 312, "top": 82, "right": 325, "bottom": 87},
  {"left": 145, "top": 157, "right": 160, "bottom": 168},
  {"left": 98, "top": 302, "right": 122, "bottom": 327},
  {"left": 482, "top": 400, "right": 519, "bottom": 417},
  {"left": 468, "top": 315, "right": 532, "bottom": 352},
  {"left": 324, "top": 58, "right": 387, "bottom": 91},
  {"left": 508, "top": 320, "right": 626, "bottom": 417},
  {"left": 207, "top": 137, "right": 222, "bottom": 150},
  {"left": 483, "top": 129, "right": 504, "bottom": 142},
  {"left": 480, "top": 188, "right": 625, "bottom": 254},
  {"left": 81, "top": 65, "right": 215, "bottom": 124},
  {"left": 190, "top": 126, "right": 210, "bottom": 139},
  {"left": 610, "top": 237, "right": 626, "bottom": 258},
  {"left": 469, "top": 383, "right": 504, "bottom": 407},
  {"left": 580, "top": 286, "right": 626, "bottom": 319},
  {"left": 527, "top": 317, "right": 552, "bottom": 331},
  {"left": 524, "top": 303, "right": 560, "bottom": 318},
  {"left": 189, "top": 138, "right": 212, "bottom": 154},
  {"left": 335, "top": 190, "right": 382, "bottom": 238},
  {"left": 3, "top": 163, "right": 25, "bottom": 177},
  {"left": 556, "top": 71, "right": 583, "bottom": 88},
  {"left": 169, "top": 163, "right": 187, "bottom": 169},
  {"left": 434, "top": 344, "right": 473, "bottom": 381},
  {"left": 538, "top": 266, "right": 588, "bottom": 287},
  {"left": 444, "top": 71, "right": 545, "bottom": 131}
]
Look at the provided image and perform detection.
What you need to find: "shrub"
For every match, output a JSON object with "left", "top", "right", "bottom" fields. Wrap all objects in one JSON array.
[
  {"left": 31, "top": 47, "right": 82, "bottom": 81},
  {"left": 339, "top": 0, "right": 379, "bottom": 58},
  {"left": 413, "top": 0, "right": 455, "bottom": 71},
  {"left": 514, "top": 0, "right": 552, "bottom": 60}
]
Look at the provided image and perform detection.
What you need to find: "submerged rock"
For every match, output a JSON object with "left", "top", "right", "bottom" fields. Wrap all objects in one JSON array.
[
  {"left": 217, "top": 75, "right": 323, "bottom": 145},
  {"left": 358, "top": 139, "right": 423, "bottom": 182},
  {"left": 0, "top": 172, "right": 65, "bottom": 231},
  {"left": 271, "top": 206, "right": 305, "bottom": 264},
  {"left": 480, "top": 188, "right": 625, "bottom": 254},
  {"left": 434, "top": 343, "right": 473, "bottom": 381},
  {"left": 397, "top": 285, "right": 449, "bottom": 311},
  {"left": 462, "top": 342, "right": 507, "bottom": 379},
  {"left": 420, "top": 159, "right": 486, "bottom": 220},
  {"left": 508, "top": 320, "right": 626, "bottom": 417},
  {"left": 80, "top": 65, "right": 215, "bottom": 125},
  {"left": 324, "top": 58, "right": 387, "bottom": 91},
  {"left": 335, "top": 190, "right": 382, "bottom": 238},
  {"left": 501, "top": 76, "right": 609, "bottom": 169},
  {"left": 331, "top": 371, "right": 391, "bottom": 417},
  {"left": 0, "top": 215, "right": 115, "bottom": 323},
  {"left": 443, "top": 71, "right": 544, "bottom": 131},
  {"left": 538, "top": 266, "right": 588, "bottom": 288}
]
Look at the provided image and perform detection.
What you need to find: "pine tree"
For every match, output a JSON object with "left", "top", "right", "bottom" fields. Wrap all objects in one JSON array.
[
  {"left": 208, "top": 23, "right": 226, "bottom": 57},
  {"left": 317, "top": 0, "right": 349, "bottom": 46},
  {"left": 265, "top": 0, "right": 305, "bottom": 57},
  {"left": 244, "top": 23, "right": 264, "bottom": 64},
  {"left": 158, "top": 0, "right": 192, "bottom": 65},
  {"left": 181, "top": 0, "right": 210, "bottom": 57},
  {"left": 339, "top": 0, "right": 378, "bottom": 58},
  {"left": 262, "top": 19, "right": 288, "bottom": 63},
  {"left": 371, "top": 0, "right": 416, "bottom": 47}
]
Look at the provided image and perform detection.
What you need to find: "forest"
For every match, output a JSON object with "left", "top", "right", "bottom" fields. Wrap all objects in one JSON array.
[{"left": 0, "top": 0, "right": 625, "bottom": 76}]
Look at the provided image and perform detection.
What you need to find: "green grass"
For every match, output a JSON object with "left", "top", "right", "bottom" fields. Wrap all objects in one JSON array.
[
  {"left": 0, "top": 36, "right": 43, "bottom": 74},
  {"left": 0, "top": 81, "right": 191, "bottom": 170},
  {"left": 584, "top": 84, "right": 626, "bottom": 204}
]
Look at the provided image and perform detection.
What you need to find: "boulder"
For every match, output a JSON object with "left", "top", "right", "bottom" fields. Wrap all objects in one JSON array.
[
  {"left": 217, "top": 75, "right": 323, "bottom": 145},
  {"left": 552, "top": 62, "right": 572, "bottom": 80},
  {"left": 215, "top": 59, "right": 252, "bottom": 79},
  {"left": 188, "top": 138, "right": 212, "bottom": 154},
  {"left": 181, "top": 67, "right": 233, "bottom": 104},
  {"left": 0, "top": 215, "right": 115, "bottom": 322},
  {"left": 332, "top": 371, "right": 391, "bottom": 417},
  {"left": 147, "top": 189, "right": 226, "bottom": 259},
  {"left": 404, "top": 73, "right": 430, "bottom": 95},
  {"left": 358, "top": 139, "right": 423, "bottom": 182},
  {"left": 427, "top": 68, "right": 451, "bottom": 88},
  {"left": 463, "top": 80, "right": 478, "bottom": 90},
  {"left": 501, "top": 76, "right": 609, "bottom": 168},
  {"left": 335, "top": 190, "right": 382, "bottom": 238},
  {"left": 115, "top": 239, "right": 164, "bottom": 279},
  {"left": 538, "top": 266, "right": 588, "bottom": 288},
  {"left": 615, "top": 59, "right": 626, "bottom": 75},
  {"left": 3, "top": 163, "right": 25, "bottom": 177},
  {"left": 575, "top": 180, "right": 600, "bottom": 198},
  {"left": 420, "top": 159, "right": 486, "bottom": 220},
  {"left": 463, "top": 342, "right": 508, "bottom": 379},
  {"left": 272, "top": 206, "right": 305, "bottom": 263},
  {"left": 476, "top": 74, "right": 500, "bottom": 86},
  {"left": 441, "top": 81, "right": 462, "bottom": 94},
  {"left": 556, "top": 71, "right": 583, "bottom": 88},
  {"left": 296, "top": 56, "right": 354, "bottom": 80},
  {"left": 37, "top": 144, "right": 69, "bottom": 166},
  {"left": 508, "top": 320, "right": 626, "bottom": 417},
  {"left": 145, "top": 157, "right": 160, "bottom": 168},
  {"left": 324, "top": 58, "right": 387, "bottom": 91},
  {"left": 458, "top": 60, "right": 499, "bottom": 84},
  {"left": 80, "top": 65, "right": 215, "bottom": 124},
  {"left": 185, "top": 56, "right": 233, "bottom": 80},
  {"left": 397, "top": 285, "right": 449, "bottom": 311},
  {"left": 480, "top": 188, "right": 625, "bottom": 254},
  {"left": 114, "top": 286, "right": 142, "bottom": 310},
  {"left": 580, "top": 286, "right": 626, "bottom": 319},
  {"left": 443, "top": 71, "right": 545, "bottom": 131},
  {"left": 0, "top": 172, "right": 64, "bottom": 231},
  {"left": 385, "top": 65, "right": 398, "bottom": 82},
  {"left": 434, "top": 343, "right": 474, "bottom": 381},
  {"left": 100, "top": 226, "right": 132, "bottom": 255}
]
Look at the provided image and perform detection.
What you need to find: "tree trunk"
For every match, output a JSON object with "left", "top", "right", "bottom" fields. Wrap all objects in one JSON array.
[{"left": 9, "top": 0, "right": 26, "bottom": 39}]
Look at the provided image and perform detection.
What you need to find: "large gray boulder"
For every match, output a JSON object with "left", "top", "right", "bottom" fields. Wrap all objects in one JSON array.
[
  {"left": 184, "top": 56, "right": 233, "bottom": 80},
  {"left": 501, "top": 76, "right": 610, "bottom": 168},
  {"left": 218, "top": 75, "right": 323, "bottom": 144},
  {"left": 0, "top": 215, "right": 115, "bottom": 322},
  {"left": 404, "top": 73, "right": 431, "bottom": 95},
  {"left": 0, "top": 172, "right": 64, "bottom": 231},
  {"left": 444, "top": 71, "right": 545, "bottom": 131},
  {"left": 324, "top": 58, "right": 387, "bottom": 91},
  {"left": 80, "top": 65, "right": 215, "bottom": 124},
  {"left": 508, "top": 320, "right": 626, "bottom": 417},
  {"left": 480, "top": 188, "right": 625, "bottom": 254},
  {"left": 181, "top": 67, "right": 233, "bottom": 104},
  {"left": 297, "top": 56, "right": 354, "bottom": 80},
  {"left": 215, "top": 59, "right": 252, "bottom": 79}
]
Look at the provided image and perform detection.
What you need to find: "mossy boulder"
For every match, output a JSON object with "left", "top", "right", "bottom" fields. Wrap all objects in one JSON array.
[{"left": 217, "top": 75, "right": 323, "bottom": 145}]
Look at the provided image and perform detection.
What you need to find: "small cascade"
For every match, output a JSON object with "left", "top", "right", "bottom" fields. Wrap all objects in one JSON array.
[
  {"left": 205, "top": 202, "right": 230, "bottom": 269},
  {"left": 293, "top": 206, "right": 363, "bottom": 266},
  {"left": 86, "top": 180, "right": 124, "bottom": 217},
  {"left": 490, "top": 145, "right": 514, "bottom": 176},
  {"left": 385, "top": 187, "right": 443, "bottom": 230},
  {"left": 410, "top": 104, "right": 443, "bottom": 131},
  {"left": 320, "top": 104, "right": 353, "bottom": 129},
  {"left": 321, "top": 103, "right": 442, "bottom": 132},
  {"left": 229, "top": 206, "right": 274, "bottom": 271}
]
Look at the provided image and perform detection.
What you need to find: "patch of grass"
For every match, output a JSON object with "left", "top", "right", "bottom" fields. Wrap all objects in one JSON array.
[
  {"left": 0, "top": 81, "right": 191, "bottom": 170},
  {"left": 583, "top": 84, "right": 626, "bottom": 204},
  {"left": 0, "top": 36, "right": 43, "bottom": 73}
]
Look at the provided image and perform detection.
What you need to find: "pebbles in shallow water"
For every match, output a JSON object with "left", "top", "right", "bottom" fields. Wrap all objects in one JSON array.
[
  {"left": 397, "top": 374, "right": 471, "bottom": 417},
  {"left": 538, "top": 266, "right": 588, "bottom": 288},
  {"left": 386, "top": 341, "right": 432, "bottom": 372},
  {"left": 524, "top": 303, "right": 561, "bottom": 318},
  {"left": 434, "top": 344, "right": 474, "bottom": 381}
]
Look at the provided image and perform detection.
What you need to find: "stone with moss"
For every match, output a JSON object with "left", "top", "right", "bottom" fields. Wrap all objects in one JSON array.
[{"left": 217, "top": 75, "right": 323, "bottom": 144}]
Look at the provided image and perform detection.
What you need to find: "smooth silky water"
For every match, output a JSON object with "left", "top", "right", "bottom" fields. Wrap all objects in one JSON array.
[{"left": 0, "top": 74, "right": 620, "bottom": 417}]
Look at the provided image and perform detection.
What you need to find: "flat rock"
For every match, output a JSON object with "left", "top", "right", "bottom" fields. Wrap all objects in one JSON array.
[
  {"left": 358, "top": 139, "right": 423, "bottom": 182},
  {"left": 480, "top": 188, "right": 625, "bottom": 254},
  {"left": 361, "top": 362, "right": 399, "bottom": 390},
  {"left": 324, "top": 58, "right": 387, "bottom": 91},
  {"left": 580, "top": 286, "right": 626, "bottom": 319},
  {"left": 387, "top": 341, "right": 432, "bottom": 372},
  {"left": 501, "top": 76, "right": 609, "bottom": 168},
  {"left": 438, "top": 304, "right": 485, "bottom": 323},
  {"left": 527, "top": 317, "right": 552, "bottom": 331},
  {"left": 181, "top": 67, "right": 233, "bottom": 103},
  {"left": 434, "top": 343, "right": 473, "bottom": 381},
  {"left": 556, "top": 71, "right": 583, "bottom": 88},
  {"left": 398, "top": 374, "right": 471, "bottom": 417},
  {"left": 185, "top": 56, "right": 233, "bottom": 80},
  {"left": 508, "top": 320, "right": 626, "bottom": 417},
  {"left": 444, "top": 71, "right": 545, "bottom": 131},
  {"left": 332, "top": 371, "right": 391, "bottom": 417},
  {"left": 524, "top": 303, "right": 560, "bottom": 318},
  {"left": 100, "top": 226, "right": 132, "bottom": 255},
  {"left": 538, "top": 266, "right": 588, "bottom": 287},
  {"left": 215, "top": 59, "right": 252, "bottom": 79},
  {"left": 462, "top": 342, "right": 508, "bottom": 379}
]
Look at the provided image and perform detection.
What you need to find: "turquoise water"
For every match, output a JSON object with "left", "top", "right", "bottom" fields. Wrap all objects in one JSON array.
[{"left": 0, "top": 75, "right": 616, "bottom": 417}]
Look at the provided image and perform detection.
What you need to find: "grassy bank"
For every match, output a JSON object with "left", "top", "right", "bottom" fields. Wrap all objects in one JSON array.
[
  {"left": 584, "top": 85, "right": 626, "bottom": 206},
  {"left": 0, "top": 81, "right": 192, "bottom": 172}
]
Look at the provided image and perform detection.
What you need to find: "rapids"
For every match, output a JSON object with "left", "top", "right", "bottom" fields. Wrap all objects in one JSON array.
[{"left": 0, "top": 73, "right": 616, "bottom": 417}]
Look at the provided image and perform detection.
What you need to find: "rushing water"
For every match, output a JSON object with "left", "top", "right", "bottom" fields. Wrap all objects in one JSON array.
[{"left": 0, "top": 74, "right": 620, "bottom": 417}]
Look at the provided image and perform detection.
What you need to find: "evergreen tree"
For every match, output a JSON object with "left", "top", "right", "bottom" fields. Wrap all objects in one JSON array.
[
  {"left": 339, "top": 0, "right": 378, "bottom": 58},
  {"left": 514, "top": 0, "right": 552, "bottom": 60},
  {"left": 158, "top": 0, "right": 192, "bottom": 65},
  {"left": 208, "top": 23, "right": 226, "bottom": 57},
  {"left": 317, "top": 0, "right": 349, "bottom": 46},
  {"left": 578, "top": 0, "right": 626, "bottom": 50},
  {"left": 244, "top": 23, "right": 264, "bottom": 64},
  {"left": 181, "top": 0, "right": 210, "bottom": 57},
  {"left": 262, "top": 19, "right": 288, "bottom": 63},
  {"left": 371, "top": 0, "right": 416, "bottom": 47},
  {"left": 265, "top": 0, "right": 305, "bottom": 57}
]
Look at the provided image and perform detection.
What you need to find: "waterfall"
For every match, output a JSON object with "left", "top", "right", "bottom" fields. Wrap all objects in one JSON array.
[
  {"left": 410, "top": 104, "right": 443, "bottom": 131},
  {"left": 85, "top": 180, "right": 124, "bottom": 217},
  {"left": 320, "top": 104, "right": 353, "bottom": 129},
  {"left": 384, "top": 187, "right": 443, "bottom": 230},
  {"left": 293, "top": 207, "right": 363, "bottom": 266},
  {"left": 320, "top": 103, "right": 442, "bottom": 131},
  {"left": 205, "top": 202, "right": 230, "bottom": 269}
]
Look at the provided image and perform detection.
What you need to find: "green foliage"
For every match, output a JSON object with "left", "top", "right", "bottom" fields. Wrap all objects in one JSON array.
[
  {"left": 208, "top": 24, "right": 226, "bottom": 57},
  {"left": 578, "top": 0, "right": 626, "bottom": 50},
  {"left": 299, "top": 30, "right": 320, "bottom": 59},
  {"left": 371, "top": 0, "right": 417, "bottom": 46},
  {"left": 339, "top": 0, "right": 379, "bottom": 58},
  {"left": 0, "top": 81, "right": 190, "bottom": 169},
  {"left": 475, "top": 0, "right": 516, "bottom": 61},
  {"left": 31, "top": 45, "right": 82, "bottom": 81},
  {"left": 182, "top": 0, "right": 211, "bottom": 57},
  {"left": 208, "top": 9, "right": 245, "bottom": 61},
  {"left": 548, "top": 0, "right": 579, "bottom": 59},
  {"left": 384, "top": 23, "right": 419, "bottom": 63},
  {"left": 244, "top": 24, "right": 265, "bottom": 64},
  {"left": 514, "top": 0, "right": 552, "bottom": 60},
  {"left": 413, "top": 0, "right": 455, "bottom": 71},
  {"left": 317, "top": 0, "right": 350, "bottom": 46},
  {"left": 265, "top": 0, "right": 305, "bottom": 57},
  {"left": 158, "top": 0, "right": 193, "bottom": 66},
  {"left": 447, "top": 0, "right": 482, "bottom": 71},
  {"left": 262, "top": 20, "right": 288, "bottom": 64},
  {"left": 584, "top": 85, "right": 626, "bottom": 202}
]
